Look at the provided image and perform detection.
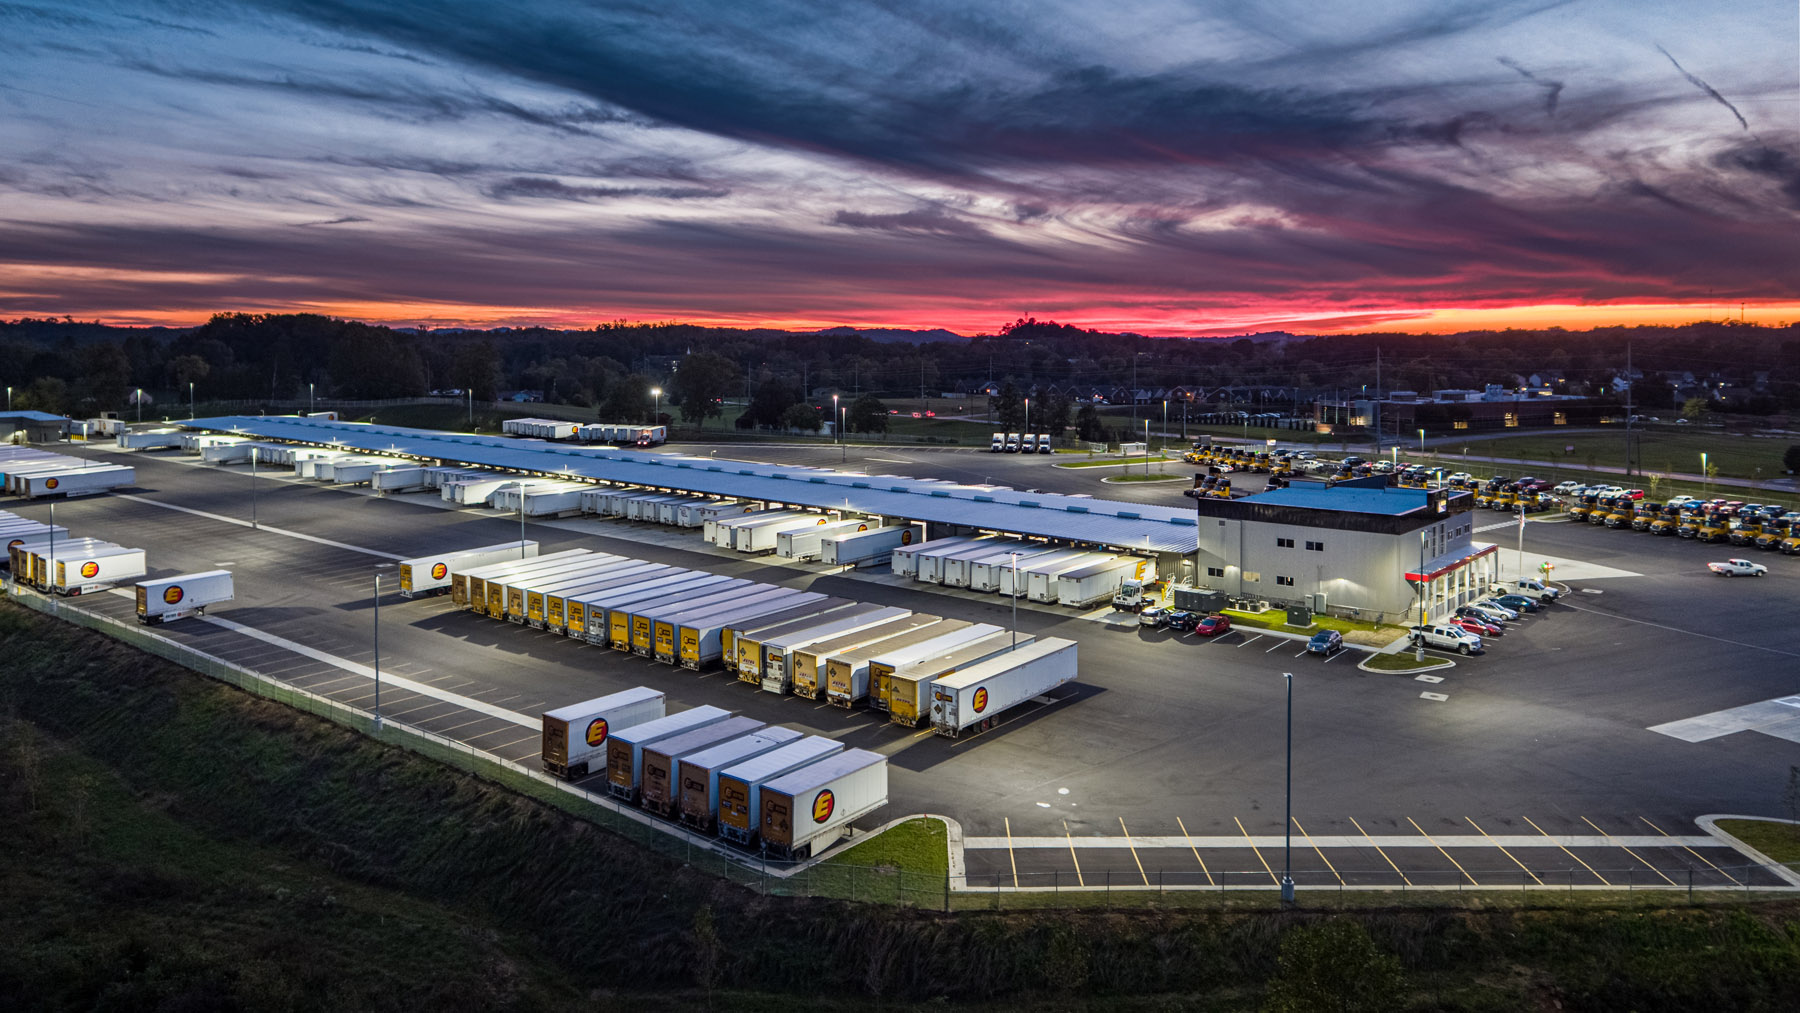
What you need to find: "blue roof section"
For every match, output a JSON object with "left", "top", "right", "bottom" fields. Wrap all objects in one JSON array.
[
  {"left": 184, "top": 416, "right": 1198, "bottom": 552},
  {"left": 0, "top": 411, "right": 68, "bottom": 423},
  {"left": 1248, "top": 484, "right": 1429, "bottom": 516}
]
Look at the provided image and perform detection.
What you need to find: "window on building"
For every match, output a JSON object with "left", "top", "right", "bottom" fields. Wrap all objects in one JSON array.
[
  {"left": 1276, "top": 537, "right": 1295, "bottom": 548},
  {"left": 1275, "top": 575, "right": 1294, "bottom": 586},
  {"left": 1305, "top": 541, "right": 1324, "bottom": 551},
  {"left": 1243, "top": 571, "right": 1260, "bottom": 583},
  {"left": 1553, "top": 412, "right": 1567, "bottom": 425},
  {"left": 1453, "top": 420, "right": 1469, "bottom": 430},
  {"left": 1206, "top": 566, "right": 1224, "bottom": 577},
  {"left": 1504, "top": 412, "right": 1519, "bottom": 427}
]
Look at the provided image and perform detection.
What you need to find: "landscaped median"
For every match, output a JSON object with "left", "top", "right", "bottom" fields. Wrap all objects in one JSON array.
[
  {"left": 1054, "top": 455, "right": 1174, "bottom": 469},
  {"left": 1360, "top": 651, "right": 1455, "bottom": 674},
  {"left": 1101, "top": 473, "right": 1187, "bottom": 483}
]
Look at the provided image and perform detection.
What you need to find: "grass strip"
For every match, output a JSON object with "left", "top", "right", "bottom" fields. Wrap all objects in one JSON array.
[
  {"left": 1361, "top": 652, "right": 1452, "bottom": 673},
  {"left": 1717, "top": 820, "right": 1800, "bottom": 865}
]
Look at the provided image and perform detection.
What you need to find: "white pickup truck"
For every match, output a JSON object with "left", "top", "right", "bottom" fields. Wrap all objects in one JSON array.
[{"left": 1707, "top": 558, "right": 1768, "bottom": 577}]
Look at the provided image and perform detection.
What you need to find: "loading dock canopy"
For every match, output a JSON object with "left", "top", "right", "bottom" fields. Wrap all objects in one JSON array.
[{"left": 186, "top": 416, "right": 1198, "bottom": 552}]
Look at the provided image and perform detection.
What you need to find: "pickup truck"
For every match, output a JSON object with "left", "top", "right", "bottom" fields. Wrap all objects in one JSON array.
[{"left": 1707, "top": 559, "right": 1768, "bottom": 577}]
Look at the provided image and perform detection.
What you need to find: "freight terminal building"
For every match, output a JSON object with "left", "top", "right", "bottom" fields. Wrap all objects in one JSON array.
[{"left": 1188, "top": 477, "right": 1497, "bottom": 624}]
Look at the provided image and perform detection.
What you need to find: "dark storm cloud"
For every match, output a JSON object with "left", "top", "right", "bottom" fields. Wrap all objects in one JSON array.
[{"left": 486, "top": 177, "right": 729, "bottom": 201}]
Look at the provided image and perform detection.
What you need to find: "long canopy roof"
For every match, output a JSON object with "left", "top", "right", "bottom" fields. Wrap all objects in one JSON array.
[{"left": 187, "top": 416, "right": 1198, "bottom": 552}]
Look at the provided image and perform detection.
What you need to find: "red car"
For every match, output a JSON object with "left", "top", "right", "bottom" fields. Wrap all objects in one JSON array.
[
  {"left": 1192, "top": 614, "right": 1232, "bottom": 637},
  {"left": 1449, "top": 615, "right": 1501, "bottom": 637}
]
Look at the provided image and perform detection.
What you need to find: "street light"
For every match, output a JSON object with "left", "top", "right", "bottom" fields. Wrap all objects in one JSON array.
[
  {"left": 135, "top": 388, "right": 143, "bottom": 423},
  {"left": 832, "top": 393, "right": 840, "bottom": 447},
  {"left": 1009, "top": 551, "right": 1020, "bottom": 648},
  {"left": 838, "top": 406, "right": 847, "bottom": 462},
  {"left": 372, "top": 571, "right": 385, "bottom": 731},
  {"left": 1281, "top": 671, "right": 1295, "bottom": 903},
  {"left": 189, "top": 381, "right": 195, "bottom": 421},
  {"left": 650, "top": 386, "right": 662, "bottom": 426},
  {"left": 309, "top": 382, "right": 315, "bottom": 416},
  {"left": 5, "top": 386, "right": 10, "bottom": 411},
  {"left": 1418, "top": 428, "right": 1426, "bottom": 454},
  {"left": 250, "top": 448, "right": 259, "bottom": 529}
]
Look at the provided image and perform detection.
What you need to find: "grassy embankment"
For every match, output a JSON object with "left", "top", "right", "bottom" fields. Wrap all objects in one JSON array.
[{"left": 6, "top": 601, "right": 1800, "bottom": 1009}]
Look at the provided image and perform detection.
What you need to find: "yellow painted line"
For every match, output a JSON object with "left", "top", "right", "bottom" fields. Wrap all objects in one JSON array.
[
  {"left": 1639, "top": 816, "right": 1740, "bottom": 885},
  {"left": 1118, "top": 817, "right": 1150, "bottom": 886},
  {"left": 1234, "top": 816, "right": 1279, "bottom": 884},
  {"left": 1292, "top": 818, "right": 1344, "bottom": 885},
  {"left": 1348, "top": 816, "right": 1412, "bottom": 885},
  {"left": 1521, "top": 814, "right": 1611, "bottom": 886},
  {"left": 1175, "top": 816, "right": 1214, "bottom": 886},
  {"left": 1465, "top": 817, "right": 1544, "bottom": 885},
  {"left": 1581, "top": 816, "right": 1677, "bottom": 886},
  {"left": 1062, "top": 819, "right": 1085, "bottom": 887},
  {"left": 1003, "top": 817, "right": 1019, "bottom": 888},
  {"left": 1407, "top": 816, "right": 1478, "bottom": 885}
]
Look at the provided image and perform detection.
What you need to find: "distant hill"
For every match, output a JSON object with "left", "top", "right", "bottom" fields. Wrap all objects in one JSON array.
[{"left": 813, "top": 326, "right": 970, "bottom": 344}]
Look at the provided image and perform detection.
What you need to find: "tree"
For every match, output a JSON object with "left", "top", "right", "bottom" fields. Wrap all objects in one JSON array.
[
  {"left": 991, "top": 381, "right": 1025, "bottom": 431},
  {"left": 76, "top": 342, "right": 131, "bottom": 411},
  {"left": 1261, "top": 919, "right": 1405, "bottom": 1013},
  {"left": 598, "top": 373, "right": 653, "bottom": 422},
  {"left": 847, "top": 393, "right": 889, "bottom": 434},
  {"left": 781, "top": 401, "right": 821, "bottom": 432},
  {"left": 165, "top": 354, "right": 211, "bottom": 390},
  {"left": 1681, "top": 396, "right": 1708, "bottom": 420},
  {"left": 1075, "top": 402, "right": 1106, "bottom": 442},
  {"left": 672, "top": 351, "right": 738, "bottom": 428},
  {"left": 743, "top": 377, "right": 801, "bottom": 429},
  {"left": 15, "top": 377, "right": 67, "bottom": 415},
  {"left": 1784, "top": 444, "right": 1800, "bottom": 475},
  {"left": 450, "top": 340, "right": 501, "bottom": 401}
]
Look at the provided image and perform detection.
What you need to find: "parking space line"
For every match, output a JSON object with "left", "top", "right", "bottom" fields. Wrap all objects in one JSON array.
[
  {"left": 1234, "top": 817, "right": 1278, "bottom": 884},
  {"left": 1237, "top": 635, "right": 1264, "bottom": 649},
  {"left": 1292, "top": 818, "right": 1344, "bottom": 885},
  {"left": 1521, "top": 815, "right": 1611, "bottom": 885},
  {"left": 1175, "top": 816, "right": 1214, "bottom": 886},
  {"left": 1263, "top": 641, "right": 1283, "bottom": 652},
  {"left": 1407, "top": 817, "right": 1478, "bottom": 885},
  {"left": 1639, "top": 817, "right": 1740, "bottom": 884},
  {"left": 1581, "top": 817, "right": 1677, "bottom": 886},
  {"left": 1062, "top": 819, "right": 1085, "bottom": 887},
  {"left": 1466, "top": 817, "right": 1544, "bottom": 885},
  {"left": 1348, "top": 816, "right": 1411, "bottom": 885},
  {"left": 1004, "top": 817, "right": 1019, "bottom": 888},
  {"left": 1117, "top": 818, "right": 1150, "bottom": 885}
]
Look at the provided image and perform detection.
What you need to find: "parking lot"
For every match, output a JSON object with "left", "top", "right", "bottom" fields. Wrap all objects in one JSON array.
[{"left": 10, "top": 441, "right": 1799, "bottom": 886}]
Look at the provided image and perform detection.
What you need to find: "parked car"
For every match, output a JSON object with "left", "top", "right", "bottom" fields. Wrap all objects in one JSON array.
[
  {"left": 1306, "top": 629, "right": 1344, "bottom": 656},
  {"left": 1489, "top": 593, "right": 1542, "bottom": 613},
  {"left": 1456, "top": 604, "right": 1511, "bottom": 625},
  {"left": 1449, "top": 615, "right": 1501, "bottom": 637},
  {"left": 1191, "top": 613, "right": 1233, "bottom": 636},
  {"left": 1707, "top": 558, "right": 1768, "bottom": 577},
  {"left": 1162, "top": 610, "right": 1199, "bottom": 632},
  {"left": 1474, "top": 599, "right": 1522, "bottom": 620},
  {"left": 1408, "top": 624, "right": 1484, "bottom": 655},
  {"left": 1138, "top": 606, "right": 1171, "bottom": 627},
  {"left": 1553, "top": 480, "right": 1582, "bottom": 495},
  {"left": 1494, "top": 578, "right": 1561, "bottom": 602}
]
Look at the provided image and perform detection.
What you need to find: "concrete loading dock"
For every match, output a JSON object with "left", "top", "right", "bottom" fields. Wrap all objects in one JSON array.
[{"left": 887, "top": 632, "right": 1029, "bottom": 728}]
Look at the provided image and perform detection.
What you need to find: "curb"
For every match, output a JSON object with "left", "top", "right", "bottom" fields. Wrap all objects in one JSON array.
[
  {"left": 1099, "top": 475, "right": 1186, "bottom": 484},
  {"left": 1696, "top": 815, "right": 1800, "bottom": 887},
  {"left": 1357, "top": 655, "right": 1456, "bottom": 675},
  {"left": 1053, "top": 459, "right": 1176, "bottom": 471}
]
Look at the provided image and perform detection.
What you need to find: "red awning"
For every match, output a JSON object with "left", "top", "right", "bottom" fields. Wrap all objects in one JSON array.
[{"left": 1405, "top": 543, "right": 1497, "bottom": 582}]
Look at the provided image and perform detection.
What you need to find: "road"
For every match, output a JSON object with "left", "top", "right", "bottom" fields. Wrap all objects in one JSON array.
[{"left": 11, "top": 441, "right": 1799, "bottom": 888}]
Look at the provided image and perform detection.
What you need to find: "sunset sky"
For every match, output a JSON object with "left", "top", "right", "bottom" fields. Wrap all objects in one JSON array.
[{"left": 2, "top": 1, "right": 1797, "bottom": 335}]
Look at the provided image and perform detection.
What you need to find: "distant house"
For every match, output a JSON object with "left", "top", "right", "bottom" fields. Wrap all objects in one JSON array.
[{"left": 501, "top": 389, "right": 544, "bottom": 403}]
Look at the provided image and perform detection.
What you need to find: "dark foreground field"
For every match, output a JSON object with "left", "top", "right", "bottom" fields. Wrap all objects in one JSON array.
[{"left": 2, "top": 601, "right": 1797, "bottom": 1012}]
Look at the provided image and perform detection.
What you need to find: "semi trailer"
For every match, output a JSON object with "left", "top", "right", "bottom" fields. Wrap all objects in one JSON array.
[
  {"left": 820, "top": 524, "right": 923, "bottom": 567},
  {"left": 791, "top": 615, "right": 939, "bottom": 700},
  {"left": 638, "top": 717, "right": 769, "bottom": 816},
  {"left": 398, "top": 540, "right": 538, "bottom": 597},
  {"left": 866, "top": 622, "right": 1003, "bottom": 713},
  {"left": 757, "top": 749, "right": 889, "bottom": 859},
  {"left": 824, "top": 619, "right": 970, "bottom": 709},
  {"left": 929, "top": 637, "right": 1078, "bottom": 738},
  {"left": 539, "top": 686, "right": 668, "bottom": 779},
  {"left": 675, "top": 728, "right": 806, "bottom": 832},
  {"left": 716, "top": 736, "right": 846, "bottom": 846},
  {"left": 757, "top": 607, "right": 913, "bottom": 694},
  {"left": 888, "top": 632, "right": 1030, "bottom": 728},
  {"left": 605, "top": 706, "right": 733, "bottom": 803},
  {"left": 135, "top": 570, "right": 233, "bottom": 624}
]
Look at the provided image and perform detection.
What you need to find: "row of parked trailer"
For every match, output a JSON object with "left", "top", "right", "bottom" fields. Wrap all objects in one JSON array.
[
  {"left": 540, "top": 686, "right": 886, "bottom": 858},
  {"left": 0, "top": 446, "right": 134, "bottom": 499},
  {"left": 502, "top": 417, "right": 667, "bottom": 446},
  {"left": 1, "top": 508, "right": 235, "bottom": 620},
  {"left": 397, "top": 539, "right": 1078, "bottom": 735},
  {"left": 892, "top": 535, "right": 1158, "bottom": 608}
]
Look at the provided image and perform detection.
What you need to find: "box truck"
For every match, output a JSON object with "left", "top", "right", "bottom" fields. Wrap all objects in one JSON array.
[
  {"left": 638, "top": 717, "right": 769, "bottom": 816},
  {"left": 776, "top": 518, "right": 872, "bottom": 561},
  {"left": 791, "top": 615, "right": 938, "bottom": 700},
  {"left": 825, "top": 619, "right": 969, "bottom": 709},
  {"left": 135, "top": 570, "right": 233, "bottom": 624},
  {"left": 820, "top": 523, "right": 922, "bottom": 567},
  {"left": 867, "top": 622, "right": 1003, "bottom": 713},
  {"left": 757, "top": 607, "right": 913, "bottom": 694},
  {"left": 1056, "top": 555, "right": 1157, "bottom": 608},
  {"left": 605, "top": 706, "right": 733, "bottom": 802},
  {"left": 676, "top": 727, "right": 806, "bottom": 832},
  {"left": 729, "top": 602, "right": 880, "bottom": 684},
  {"left": 50, "top": 545, "right": 148, "bottom": 595},
  {"left": 888, "top": 632, "right": 1029, "bottom": 728},
  {"left": 22, "top": 465, "right": 134, "bottom": 499},
  {"left": 930, "top": 637, "right": 1078, "bottom": 738},
  {"left": 758, "top": 749, "right": 889, "bottom": 859},
  {"left": 716, "top": 737, "right": 846, "bottom": 846},
  {"left": 672, "top": 592, "right": 838, "bottom": 669},
  {"left": 539, "top": 686, "right": 666, "bottom": 779},
  {"left": 451, "top": 548, "right": 589, "bottom": 607},
  {"left": 398, "top": 541, "right": 538, "bottom": 597}
]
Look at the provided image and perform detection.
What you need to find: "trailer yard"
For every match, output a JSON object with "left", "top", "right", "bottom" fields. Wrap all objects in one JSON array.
[{"left": 6, "top": 433, "right": 1798, "bottom": 891}]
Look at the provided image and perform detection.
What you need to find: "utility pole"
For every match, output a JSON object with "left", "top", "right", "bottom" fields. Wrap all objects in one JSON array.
[
  {"left": 1624, "top": 341, "right": 1633, "bottom": 477},
  {"left": 372, "top": 573, "right": 383, "bottom": 731},
  {"left": 1281, "top": 671, "right": 1295, "bottom": 903}
]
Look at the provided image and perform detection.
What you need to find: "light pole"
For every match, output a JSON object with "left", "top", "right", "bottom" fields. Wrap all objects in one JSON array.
[
  {"left": 1144, "top": 418, "right": 1151, "bottom": 474},
  {"left": 1701, "top": 452, "right": 1708, "bottom": 496},
  {"left": 372, "top": 571, "right": 384, "bottom": 731},
  {"left": 309, "top": 382, "right": 314, "bottom": 416},
  {"left": 5, "top": 386, "right": 10, "bottom": 411},
  {"left": 250, "top": 448, "right": 259, "bottom": 529},
  {"left": 838, "top": 406, "right": 847, "bottom": 462},
  {"left": 1009, "top": 551, "right": 1020, "bottom": 648},
  {"left": 135, "top": 388, "right": 143, "bottom": 423},
  {"left": 1281, "top": 671, "right": 1295, "bottom": 903},
  {"left": 189, "top": 381, "right": 195, "bottom": 420},
  {"left": 832, "top": 393, "right": 840, "bottom": 447},
  {"left": 650, "top": 386, "right": 662, "bottom": 426},
  {"left": 1418, "top": 428, "right": 1426, "bottom": 455}
]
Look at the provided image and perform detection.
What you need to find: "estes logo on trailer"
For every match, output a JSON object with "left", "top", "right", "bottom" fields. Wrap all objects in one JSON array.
[
  {"left": 585, "top": 718, "right": 609, "bottom": 747},
  {"left": 900, "top": 529, "right": 914, "bottom": 544},
  {"left": 812, "top": 789, "right": 835, "bottom": 823},
  {"left": 80, "top": 561, "right": 99, "bottom": 578},
  {"left": 431, "top": 562, "right": 448, "bottom": 580},
  {"left": 44, "top": 477, "right": 58, "bottom": 490},
  {"left": 972, "top": 687, "right": 989, "bottom": 713},
  {"left": 163, "top": 586, "right": 184, "bottom": 605}
]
